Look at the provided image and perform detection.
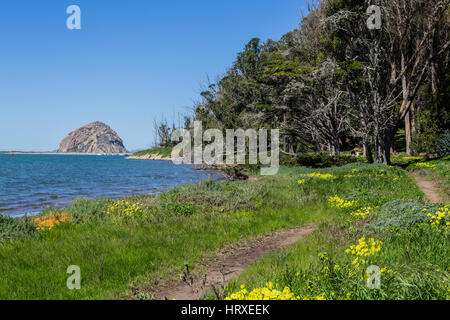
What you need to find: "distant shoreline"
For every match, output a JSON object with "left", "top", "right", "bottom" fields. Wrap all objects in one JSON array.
[
  {"left": 0, "top": 152, "right": 132, "bottom": 156},
  {"left": 126, "top": 154, "right": 171, "bottom": 160}
]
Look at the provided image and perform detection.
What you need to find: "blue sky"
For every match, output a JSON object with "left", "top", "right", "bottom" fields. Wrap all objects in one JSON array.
[{"left": 0, "top": 0, "right": 307, "bottom": 151}]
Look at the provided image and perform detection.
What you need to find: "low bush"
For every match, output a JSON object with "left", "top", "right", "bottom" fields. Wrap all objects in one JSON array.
[
  {"left": 0, "top": 215, "right": 36, "bottom": 243},
  {"left": 282, "top": 153, "right": 358, "bottom": 168},
  {"left": 65, "top": 198, "right": 110, "bottom": 223},
  {"left": 221, "top": 164, "right": 261, "bottom": 180},
  {"left": 436, "top": 131, "right": 450, "bottom": 157},
  {"left": 364, "top": 199, "right": 440, "bottom": 233},
  {"left": 157, "top": 179, "right": 267, "bottom": 213}
]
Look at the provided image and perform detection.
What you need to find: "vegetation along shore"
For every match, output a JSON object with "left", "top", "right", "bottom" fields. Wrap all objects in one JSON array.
[
  {"left": 126, "top": 147, "right": 172, "bottom": 160},
  {"left": 1, "top": 0, "right": 449, "bottom": 301},
  {"left": 0, "top": 154, "right": 448, "bottom": 300}
]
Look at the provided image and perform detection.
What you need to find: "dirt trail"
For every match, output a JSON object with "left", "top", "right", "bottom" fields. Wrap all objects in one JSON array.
[
  {"left": 412, "top": 172, "right": 444, "bottom": 203},
  {"left": 152, "top": 225, "right": 316, "bottom": 300}
]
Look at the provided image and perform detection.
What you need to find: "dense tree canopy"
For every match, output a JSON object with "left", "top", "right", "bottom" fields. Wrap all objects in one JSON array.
[{"left": 194, "top": 0, "right": 450, "bottom": 164}]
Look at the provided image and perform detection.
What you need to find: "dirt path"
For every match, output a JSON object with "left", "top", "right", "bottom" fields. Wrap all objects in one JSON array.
[
  {"left": 152, "top": 225, "right": 316, "bottom": 300},
  {"left": 411, "top": 172, "right": 444, "bottom": 203}
]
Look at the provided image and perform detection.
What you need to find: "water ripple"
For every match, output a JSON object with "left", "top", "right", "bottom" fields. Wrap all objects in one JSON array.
[{"left": 0, "top": 154, "right": 223, "bottom": 217}]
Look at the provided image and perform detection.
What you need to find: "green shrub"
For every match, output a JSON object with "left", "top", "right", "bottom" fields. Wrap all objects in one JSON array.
[
  {"left": 436, "top": 131, "right": 450, "bottom": 157},
  {"left": 279, "top": 154, "right": 298, "bottom": 167},
  {"left": 282, "top": 152, "right": 358, "bottom": 168},
  {"left": 365, "top": 199, "right": 439, "bottom": 233},
  {"left": 221, "top": 164, "right": 261, "bottom": 180},
  {"left": 65, "top": 198, "right": 110, "bottom": 222},
  {"left": 0, "top": 215, "right": 36, "bottom": 243},
  {"left": 165, "top": 203, "right": 195, "bottom": 216},
  {"left": 157, "top": 179, "right": 266, "bottom": 213}
]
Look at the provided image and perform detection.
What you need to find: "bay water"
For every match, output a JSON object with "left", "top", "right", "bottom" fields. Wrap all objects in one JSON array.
[{"left": 0, "top": 154, "right": 223, "bottom": 217}]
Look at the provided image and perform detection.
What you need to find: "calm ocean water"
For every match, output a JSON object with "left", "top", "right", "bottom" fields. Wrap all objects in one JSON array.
[{"left": 0, "top": 154, "right": 223, "bottom": 217}]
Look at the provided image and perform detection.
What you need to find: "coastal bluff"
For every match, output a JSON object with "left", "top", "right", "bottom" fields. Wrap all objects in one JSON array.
[{"left": 58, "top": 122, "right": 128, "bottom": 154}]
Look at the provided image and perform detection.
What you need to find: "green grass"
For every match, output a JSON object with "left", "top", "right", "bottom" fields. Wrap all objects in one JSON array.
[
  {"left": 203, "top": 165, "right": 449, "bottom": 300},
  {"left": 133, "top": 147, "right": 173, "bottom": 158},
  {"left": 0, "top": 172, "right": 328, "bottom": 299},
  {"left": 1, "top": 163, "right": 447, "bottom": 300},
  {"left": 213, "top": 218, "right": 449, "bottom": 300}
]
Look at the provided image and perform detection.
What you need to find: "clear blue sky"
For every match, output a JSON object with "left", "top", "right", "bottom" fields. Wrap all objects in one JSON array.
[{"left": 0, "top": 0, "right": 308, "bottom": 151}]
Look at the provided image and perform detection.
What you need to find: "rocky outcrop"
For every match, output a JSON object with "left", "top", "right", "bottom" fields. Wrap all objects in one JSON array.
[{"left": 58, "top": 122, "right": 127, "bottom": 154}]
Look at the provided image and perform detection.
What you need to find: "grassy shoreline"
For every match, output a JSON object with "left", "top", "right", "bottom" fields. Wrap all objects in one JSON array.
[
  {"left": 129, "top": 147, "right": 172, "bottom": 159},
  {"left": 0, "top": 167, "right": 328, "bottom": 299},
  {"left": 0, "top": 159, "right": 448, "bottom": 300}
]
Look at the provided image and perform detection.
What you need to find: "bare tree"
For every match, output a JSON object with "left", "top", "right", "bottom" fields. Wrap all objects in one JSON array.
[
  {"left": 380, "top": 0, "right": 449, "bottom": 155},
  {"left": 325, "top": 0, "right": 450, "bottom": 163},
  {"left": 283, "top": 60, "right": 348, "bottom": 156}
]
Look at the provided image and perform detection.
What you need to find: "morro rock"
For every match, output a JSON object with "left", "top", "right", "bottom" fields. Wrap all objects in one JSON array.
[{"left": 58, "top": 122, "right": 128, "bottom": 154}]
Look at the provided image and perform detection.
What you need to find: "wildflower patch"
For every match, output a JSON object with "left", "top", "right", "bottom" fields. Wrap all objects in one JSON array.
[
  {"left": 225, "top": 282, "right": 297, "bottom": 300},
  {"left": 415, "top": 162, "right": 436, "bottom": 169},
  {"left": 328, "top": 195, "right": 356, "bottom": 209},
  {"left": 105, "top": 200, "right": 144, "bottom": 221},
  {"left": 350, "top": 206, "right": 379, "bottom": 219},
  {"left": 33, "top": 212, "right": 71, "bottom": 231},
  {"left": 427, "top": 205, "right": 450, "bottom": 233},
  {"left": 345, "top": 237, "right": 382, "bottom": 268}
]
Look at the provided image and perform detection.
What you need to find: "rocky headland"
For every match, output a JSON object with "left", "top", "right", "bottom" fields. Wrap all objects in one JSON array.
[{"left": 58, "top": 122, "right": 128, "bottom": 154}]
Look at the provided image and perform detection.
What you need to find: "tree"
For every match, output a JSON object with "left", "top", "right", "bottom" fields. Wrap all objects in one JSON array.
[
  {"left": 192, "top": 0, "right": 450, "bottom": 164},
  {"left": 325, "top": 0, "right": 450, "bottom": 163},
  {"left": 292, "top": 60, "right": 348, "bottom": 155}
]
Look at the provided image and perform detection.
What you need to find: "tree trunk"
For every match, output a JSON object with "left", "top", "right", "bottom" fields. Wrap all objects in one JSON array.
[
  {"left": 401, "top": 53, "right": 412, "bottom": 156},
  {"left": 289, "top": 142, "right": 294, "bottom": 155},
  {"left": 374, "top": 138, "right": 384, "bottom": 164},
  {"left": 364, "top": 138, "right": 373, "bottom": 163},
  {"left": 431, "top": 27, "right": 439, "bottom": 117},
  {"left": 314, "top": 140, "right": 320, "bottom": 153},
  {"left": 333, "top": 142, "right": 340, "bottom": 156},
  {"left": 405, "top": 111, "right": 412, "bottom": 155},
  {"left": 383, "top": 128, "right": 393, "bottom": 165},
  {"left": 373, "top": 127, "right": 393, "bottom": 165},
  {"left": 329, "top": 138, "right": 340, "bottom": 156},
  {"left": 431, "top": 61, "right": 439, "bottom": 117},
  {"left": 282, "top": 114, "right": 287, "bottom": 152}
]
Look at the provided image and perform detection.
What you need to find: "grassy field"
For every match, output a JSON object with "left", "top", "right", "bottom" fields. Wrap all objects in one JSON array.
[
  {"left": 0, "top": 161, "right": 448, "bottom": 300},
  {"left": 206, "top": 163, "right": 449, "bottom": 300},
  {"left": 0, "top": 170, "right": 328, "bottom": 299}
]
